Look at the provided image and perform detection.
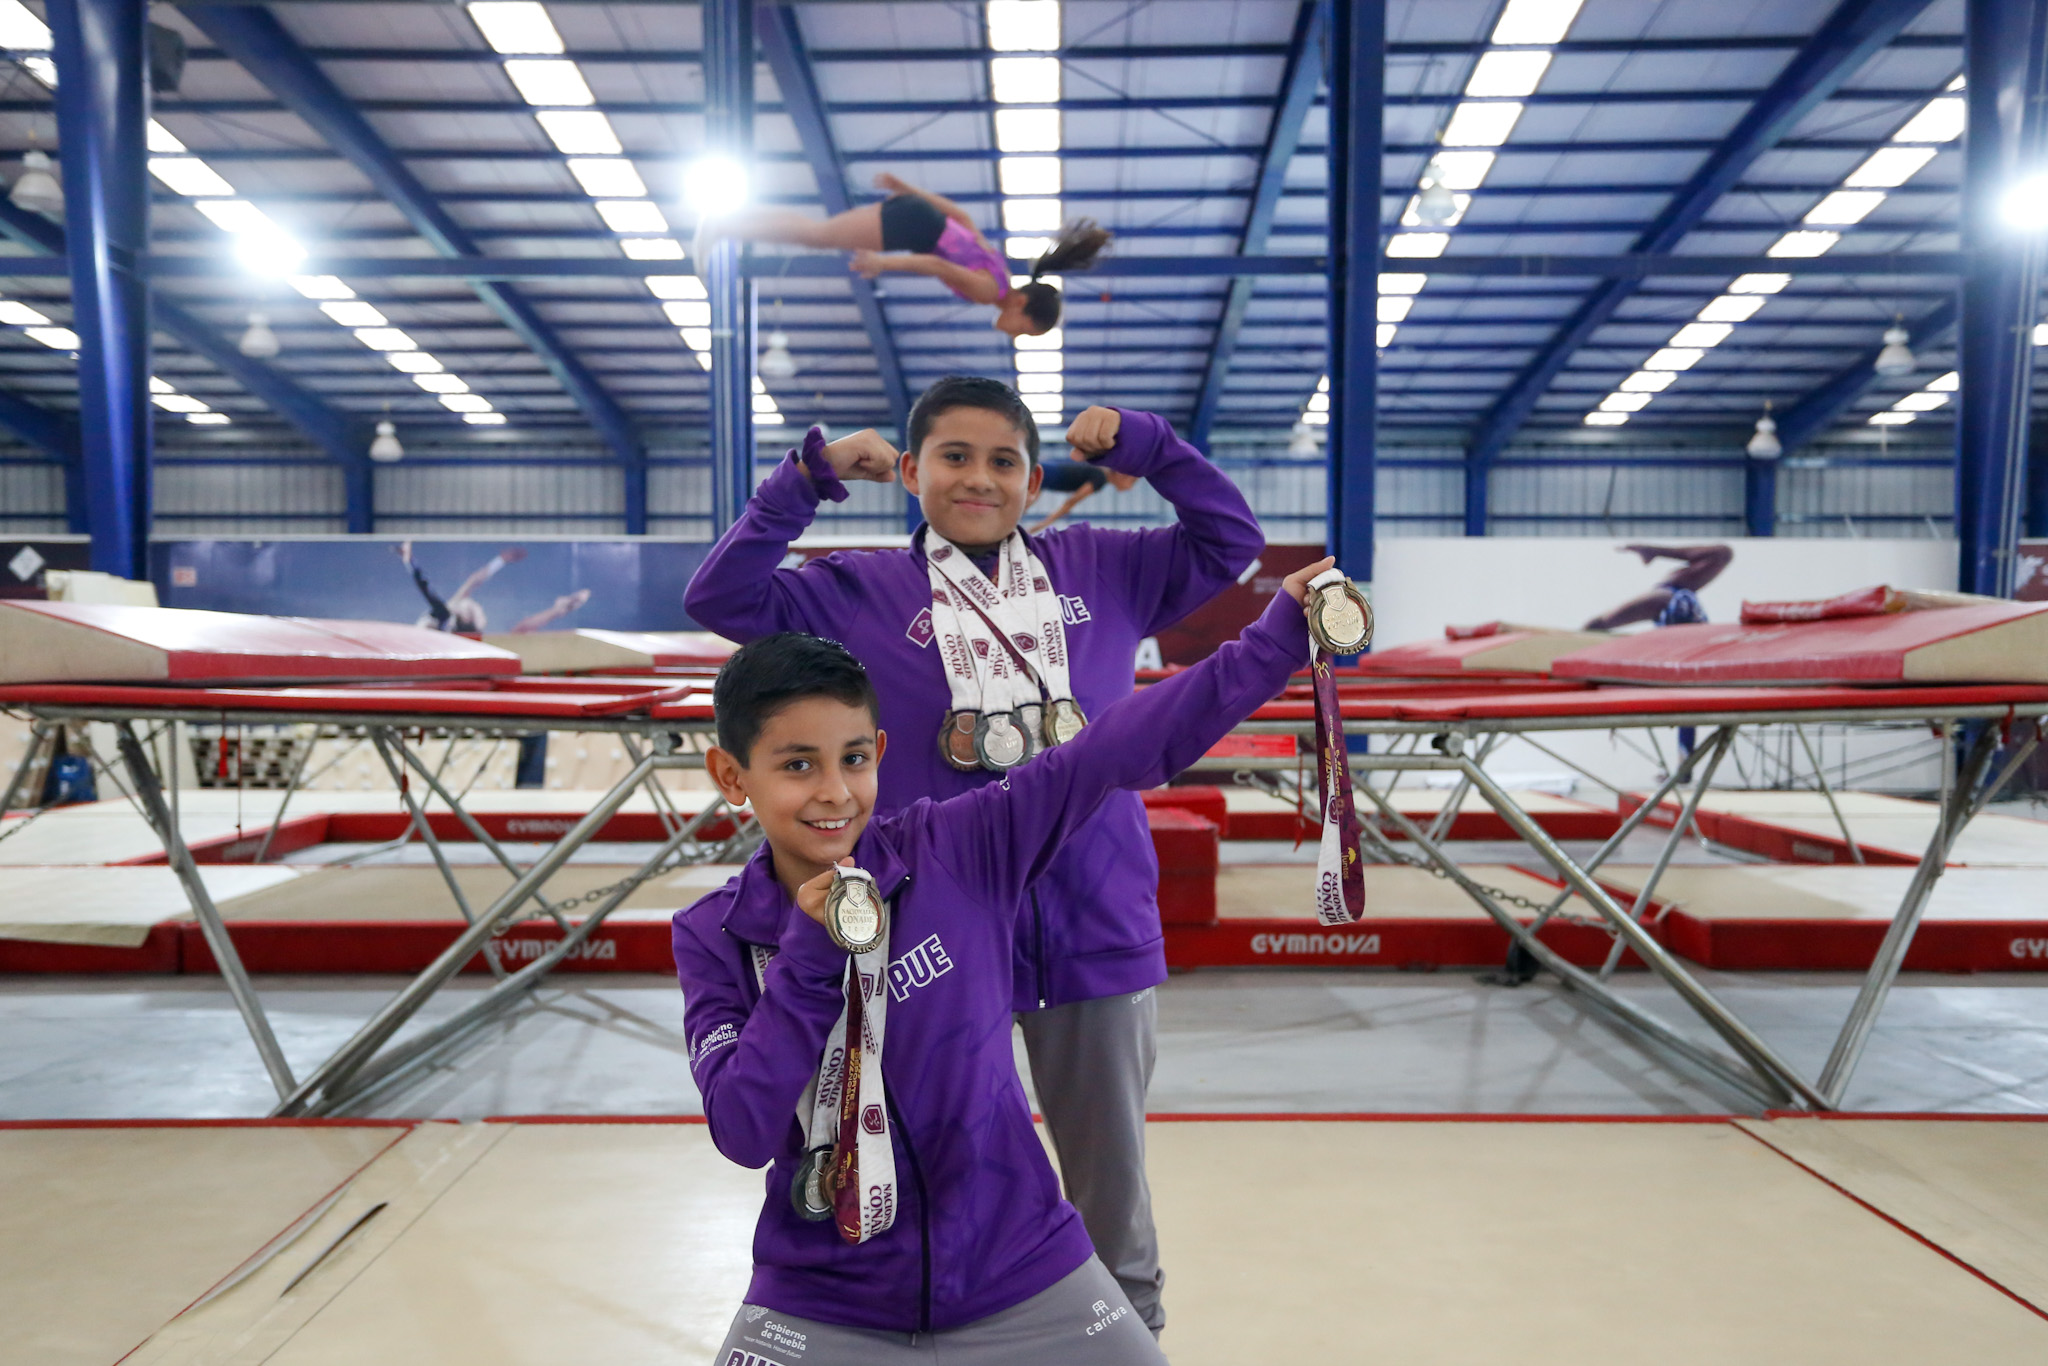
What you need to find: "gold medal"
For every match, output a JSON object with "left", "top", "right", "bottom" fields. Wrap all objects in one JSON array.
[
  {"left": 824, "top": 866, "right": 885, "bottom": 954},
  {"left": 939, "top": 709, "right": 982, "bottom": 771},
  {"left": 1305, "top": 569, "right": 1373, "bottom": 655},
  {"left": 975, "top": 711, "right": 1027, "bottom": 769},
  {"left": 1045, "top": 698, "right": 1087, "bottom": 746}
]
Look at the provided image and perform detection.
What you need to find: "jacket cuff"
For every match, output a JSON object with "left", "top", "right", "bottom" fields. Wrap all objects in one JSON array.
[
  {"left": 1093, "top": 408, "right": 1169, "bottom": 478},
  {"left": 787, "top": 426, "right": 850, "bottom": 505},
  {"left": 1247, "top": 586, "right": 1314, "bottom": 663},
  {"left": 777, "top": 907, "right": 852, "bottom": 981}
]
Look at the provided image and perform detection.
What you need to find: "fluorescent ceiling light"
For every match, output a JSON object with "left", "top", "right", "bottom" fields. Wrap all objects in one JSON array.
[
  {"left": 290, "top": 275, "right": 354, "bottom": 300},
  {"left": 441, "top": 394, "right": 494, "bottom": 413},
  {"left": 1316, "top": 376, "right": 1329, "bottom": 391},
  {"left": 1377, "top": 295, "right": 1414, "bottom": 323},
  {"left": 645, "top": 275, "right": 706, "bottom": 300},
  {"left": 1729, "top": 273, "right": 1790, "bottom": 294},
  {"left": 536, "top": 110, "right": 620, "bottom": 155},
  {"left": 355, "top": 327, "right": 418, "bottom": 351},
  {"left": 596, "top": 199, "right": 669, "bottom": 233},
  {"left": 1845, "top": 146, "right": 1937, "bottom": 189},
  {"left": 1442, "top": 101, "right": 1521, "bottom": 148},
  {"left": 1491, "top": 0, "right": 1585, "bottom": 46},
  {"left": 680, "top": 327, "right": 712, "bottom": 351},
  {"left": 0, "top": 0, "right": 51, "bottom": 49},
  {"left": 621, "top": 237, "right": 684, "bottom": 260},
  {"left": 1868, "top": 410, "right": 1916, "bottom": 425},
  {"left": 1005, "top": 236, "right": 1054, "bottom": 261},
  {"left": 503, "top": 59, "right": 593, "bottom": 107},
  {"left": 464, "top": 412, "right": 509, "bottom": 425},
  {"left": 1014, "top": 351, "right": 1062, "bottom": 373},
  {"left": 1378, "top": 272, "right": 1428, "bottom": 294},
  {"left": 991, "top": 56, "right": 1059, "bottom": 103},
  {"left": 1301, "top": 410, "right": 1328, "bottom": 425},
  {"left": 752, "top": 394, "right": 782, "bottom": 414},
  {"left": 1001, "top": 198, "right": 1063, "bottom": 232},
  {"left": 568, "top": 158, "right": 646, "bottom": 198},
  {"left": 467, "top": 2, "right": 563, "bottom": 54},
  {"left": 1927, "top": 370, "right": 1960, "bottom": 392},
  {"left": 1892, "top": 391, "right": 1949, "bottom": 412},
  {"left": 663, "top": 300, "right": 711, "bottom": 327},
  {"left": 320, "top": 301, "right": 388, "bottom": 328},
  {"left": 187, "top": 413, "right": 232, "bottom": 425},
  {"left": 1402, "top": 192, "right": 1469, "bottom": 228},
  {"left": 1464, "top": 50, "right": 1551, "bottom": 99},
  {"left": 1583, "top": 411, "right": 1629, "bottom": 426},
  {"left": 1016, "top": 373, "right": 1063, "bottom": 394},
  {"left": 152, "top": 394, "right": 210, "bottom": 414},
  {"left": 1668, "top": 322, "right": 1732, "bottom": 349},
  {"left": 1307, "top": 392, "right": 1329, "bottom": 413},
  {"left": 1643, "top": 347, "right": 1704, "bottom": 371},
  {"left": 1599, "top": 392, "right": 1651, "bottom": 413},
  {"left": 146, "top": 121, "right": 186, "bottom": 154},
  {"left": 999, "top": 156, "right": 1061, "bottom": 196},
  {"left": 994, "top": 108, "right": 1061, "bottom": 152},
  {"left": 148, "top": 377, "right": 175, "bottom": 394},
  {"left": 1619, "top": 370, "right": 1675, "bottom": 393},
  {"left": 1015, "top": 327, "right": 1062, "bottom": 350},
  {"left": 385, "top": 351, "right": 444, "bottom": 373},
  {"left": 413, "top": 373, "right": 469, "bottom": 394},
  {"left": 194, "top": 199, "right": 276, "bottom": 234},
  {"left": 1803, "top": 190, "right": 1885, "bottom": 225},
  {"left": 1893, "top": 97, "right": 1965, "bottom": 143},
  {"left": 987, "top": 0, "right": 1059, "bottom": 51},
  {"left": 1696, "top": 294, "right": 1765, "bottom": 323},
  {"left": 1768, "top": 230, "right": 1839, "bottom": 258},
  {"left": 1376, "top": 323, "right": 1399, "bottom": 348},
  {"left": 1426, "top": 150, "right": 1495, "bottom": 190},
  {"left": 0, "top": 300, "right": 49, "bottom": 325},
  {"left": 25, "top": 327, "right": 79, "bottom": 350},
  {"left": 20, "top": 55, "right": 52, "bottom": 86},
  {"left": 1386, "top": 233, "right": 1449, "bottom": 258}
]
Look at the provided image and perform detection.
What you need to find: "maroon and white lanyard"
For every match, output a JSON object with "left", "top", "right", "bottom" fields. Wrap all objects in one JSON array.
[{"left": 1309, "top": 650, "right": 1366, "bottom": 924}]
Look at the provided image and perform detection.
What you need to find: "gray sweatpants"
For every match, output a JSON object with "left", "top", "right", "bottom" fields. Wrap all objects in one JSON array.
[
  {"left": 1016, "top": 988, "right": 1164, "bottom": 1334},
  {"left": 712, "top": 1255, "right": 1165, "bottom": 1365}
]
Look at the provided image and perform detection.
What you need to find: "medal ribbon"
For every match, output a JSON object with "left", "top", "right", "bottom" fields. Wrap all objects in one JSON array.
[
  {"left": 750, "top": 920, "right": 897, "bottom": 1244},
  {"left": 1310, "top": 650, "right": 1365, "bottom": 924},
  {"left": 924, "top": 528, "right": 1078, "bottom": 725}
]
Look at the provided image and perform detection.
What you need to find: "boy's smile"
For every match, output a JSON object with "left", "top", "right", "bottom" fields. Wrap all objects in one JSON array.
[
  {"left": 902, "top": 405, "right": 1045, "bottom": 555},
  {"left": 706, "top": 695, "right": 888, "bottom": 903}
]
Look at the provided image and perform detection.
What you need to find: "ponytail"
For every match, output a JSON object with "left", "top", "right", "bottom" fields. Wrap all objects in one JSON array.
[{"left": 1016, "top": 220, "right": 1113, "bottom": 335}]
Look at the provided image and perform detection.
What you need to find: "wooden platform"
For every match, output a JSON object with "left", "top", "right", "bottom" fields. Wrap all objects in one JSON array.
[{"left": 12, "top": 1117, "right": 2046, "bottom": 1366}]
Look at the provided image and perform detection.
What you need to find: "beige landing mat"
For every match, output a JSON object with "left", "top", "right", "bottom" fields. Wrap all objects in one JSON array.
[
  {"left": 1591, "top": 864, "right": 2048, "bottom": 924},
  {"left": 1738, "top": 1117, "right": 2048, "bottom": 1315},
  {"left": 1217, "top": 863, "right": 1558, "bottom": 920},
  {"left": 209, "top": 862, "right": 746, "bottom": 924},
  {"left": 0, "top": 865, "right": 304, "bottom": 945},
  {"left": 1677, "top": 790, "right": 2048, "bottom": 865},
  {"left": 0, "top": 1124, "right": 404, "bottom": 1366},
  {"left": 1150, "top": 1121, "right": 2048, "bottom": 1365}
]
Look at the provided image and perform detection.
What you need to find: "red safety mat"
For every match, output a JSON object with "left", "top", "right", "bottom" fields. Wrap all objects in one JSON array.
[
  {"left": 1249, "top": 682, "right": 2048, "bottom": 724},
  {"left": 0, "top": 681, "right": 713, "bottom": 719}
]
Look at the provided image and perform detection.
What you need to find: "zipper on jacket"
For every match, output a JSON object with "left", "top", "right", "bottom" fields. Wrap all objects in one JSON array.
[
  {"left": 1030, "top": 889, "right": 1049, "bottom": 1009},
  {"left": 885, "top": 1089, "right": 934, "bottom": 1333}
]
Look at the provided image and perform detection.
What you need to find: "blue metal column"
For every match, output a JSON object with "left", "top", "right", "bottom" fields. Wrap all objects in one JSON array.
[
  {"left": 1744, "top": 459, "right": 1776, "bottom": 536},
  {"left": 50, "top": 0, "right": 152, "bottom": 577},
  {"left": 1956, "top": 0, "right": 2047, "bottom": 596},
  {"left": 1324, "top": 0, "right": 1379, "bottom": 582},
  {"left": 705, "top": 0, "right": 756, "bottom": 535}
]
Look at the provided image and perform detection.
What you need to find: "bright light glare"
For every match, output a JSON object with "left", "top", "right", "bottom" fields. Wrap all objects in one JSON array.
[
  {"left": 991, "top": 56, "right": 1060, "bottom": 103},
  {"left": 320, "top": 301, "right": 388, "bottom": 328},
  {"left": 0, "top": 0, "right": 52, "bottom": 49},
  {"left": 536, "top": 110, "right": 621, "bottom": 155},
  {"left": 0, "top": 300, "right": 49, "bottom": 325},
  {"left": 2004, "top": 173, "right": 2048, "bottom": 229},
  {"left": 1768, "top": 230, "right": 1840, "bottom": 258},
  {"left": 1893, "top": 97, "right": 1965, "bottom": 143},
  {"left": 1002, "top": 198, "right": 1063, "bottom": 232},
  {"left": 597, "top": 199, "right": 669, "bottom": 233},
  {"left": 290, "top": 275, "right": 355, "bottom": 300},
  {"left": 987, "top": 1, "right": 1059, "bottom": 52},
  {"left": 1804, "top": 190, "right": 1885, "bottom": 225},
  {"left": 1377, "top": 295, "right": 1413, "bottom": 323},
  {"left": 1619, "top": 370, "right": 1675, "bottom": 393},
  {"left": 1584, "top": 411, "right": 1629, "bottom": 426},
  {"left": 1668, "top": 322, "right": 1733, "bottom": 349},
  {"left": 1729, "top": 273, "right": 1790, "bottom": 294},
  {"left": 1845, "top": 146, "right": 1937, "bottom": 189},
  {"left": 24, "top": 327, "right": 79, "bottom": 350},
  {"left": 682, "top": 155, "right": 749, "bottom": 213},
  {"left": 467, "top": 2, "right": 563, "bottom": 54},
  {"left": 645, "top": 275, "right": 707, "bottom": 300},
  {"left": 385, "top": 351, "right": 444, "bottom": 373},
  {"left": 1599, "top": 392, "right": 1650, "bottom": 413},
  {"left": 413, "top": 373, "right": 470, "bottom": 394},
  {"left": 1386, "top": 233, "right": 1449, "bottom": 258},
  {"left": 663, "top": 300, "right": 711, "bottom": 327},
  {"left": 503, "top": 59, "right": 594, "bottom": 107},
  {"left": 146, "top": 121, "right": 186, "bottom": 154},
  {"left": 621, "top": 237, "right": 685, "bottom": 260},
  {"left": 1696, "top": 295, "right": 1766, "bottom": 323},
  {"left": 1378, "top": 273, "right": 1428, "bottom": 294},
  {"left": 994, "top": 108, "right": 1061, "bottom": 152},
  {"left": 1643, "top": 347, "right": 1704, "bottom": 371},
  {"left": 568, "top": 158, "right": 647, "bottom": 198},
  {"left": 355, "top": 327, "right": 419, "bottom": 352},
  {"left": 1491, "top": 0, "right": 1585, "bottom": 46},
  {"left": 1464, "top": 50, "right": 1551, "bottom": 99},
  {"left": 1425, "top": 150, "right": 1495, "bottom": 190},
  {"left": 999, "top": 156, "right": 1061, "bottom": 196},
  {"left": 1892, "top": 391, "right": 1949, "bottom": 412},
  {"left": 232, "top": 230, "right": 306, "bottom": 274},
  {"left": 1441, "top": 101, "right": 1521, "bottom": 147}
]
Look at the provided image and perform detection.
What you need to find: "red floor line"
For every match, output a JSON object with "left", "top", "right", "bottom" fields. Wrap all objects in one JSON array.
[
  {"left": 1761, "top": 1109, "right": 2048, "bottom": 1123},
  {"left": 0, "top": 1116, "right": 418, "bottom": 1129},
  {"left": 483, "top": 1113, "right": 710, "bottom": 1125},
  {"left": 1141, "top": 1111, "right": 1735, "bottom": 1123},
  {"left": 1733, "top": 1123, "right": 2048, "bottom": 1324}
]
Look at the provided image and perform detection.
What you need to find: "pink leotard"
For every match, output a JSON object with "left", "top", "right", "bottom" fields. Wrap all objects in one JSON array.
[{"left": 933, "top": 218, "right": 1012, "bottom": 302}]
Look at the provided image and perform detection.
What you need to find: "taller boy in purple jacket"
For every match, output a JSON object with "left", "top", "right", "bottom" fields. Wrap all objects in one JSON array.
[
  {"left": 683, "top": 376, "right": 1262, "bottom": 1331},
  {"left": 677, "top": 563, "right": 1325, "bottom": 1363}
]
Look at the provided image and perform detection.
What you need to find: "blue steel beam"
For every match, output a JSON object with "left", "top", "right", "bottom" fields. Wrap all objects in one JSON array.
[
  {"left": 1326, "top": 0, "right": 1379, "bottom": 584},
  {"left": 1459, "top": 0, "right": 1939, "bottom": 536},
  {"left": 1772, "top": 300, "right": 1959, "bottom": 456},
  {"left": 1190, "top": 0, "right": 1323, "bottom": 450},
  {"left": 704, "top": 0, "right": 755, "bottom": 535},
  {"left": 51, "top": 0, "right": 151, "bottom": 577},
  {"left": 755, "top": 3, "right": 909, "bottom": 441},
  {"left": 182, "top": 4, "right": 647, "bottom": 533},
  {"left": 1955, "top": 0, "right": 2048, "bottom": 595}
]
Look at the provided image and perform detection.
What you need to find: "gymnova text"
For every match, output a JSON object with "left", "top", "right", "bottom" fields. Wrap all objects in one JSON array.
[
  {"left": 1248, "top": 931, "right": 1381, "bottom": 956},
  {"left": 489, "top": 935, "right": 618, "bottom": 961}
]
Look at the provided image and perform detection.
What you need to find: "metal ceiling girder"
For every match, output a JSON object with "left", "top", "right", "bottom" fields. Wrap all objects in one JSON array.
[
  {"left": 1457, "top": 0, "right": 1942, "bottom": 536},
  {"left": 755, "top": 2, "right": 909, "bottom": 440},
  {"left": 181, "top": 3, "right": 649, "bottom": 533},
  {"left": 1190, "top": 0, "right": 1323, "bottom": 450}
]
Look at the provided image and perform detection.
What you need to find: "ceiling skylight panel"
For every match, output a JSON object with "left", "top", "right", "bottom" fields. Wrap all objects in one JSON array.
[
  {"left": 385, "top": 352, "right": 444, "bottom": 374},
  {"left": 148, "top": 158, "right": 238, "bottom": 197},
  {"left": 1927, "top": 371, "right": 1959, "bottom": 392},
  {"left": 596, "top": 200, "right": 669, "bottom": 233},
  {"left": 991, "top": 56, "right": 1059, "bottom": 103},
  {"left": 25, "top": 327, "right": 79, "bottom": 350},
  {"left": 1599, "top": 392, "right": 1650, "bottom": 413},
  {"left": 0, "top": 300, "right": 48, "bottom": 325},
  {"left": 467, "top": 2, "right": 564, "bottom": 54},
  {"left": 646, "top": 275, "right": 707, "bottom": 300},
  {"left": 1378, "top": 273, "right": 1427, "bottom": 294},
  {"left": 1426, "top": 151, "right": 1496, "bottom": 190},
  {"left": 1490, "top": 0, "right": 1585, "bottom": 46},
  {"left": 536, "top": 111, "right": 620, "bottom": 155},
  {"left": 994, "top": 108, "right": 1061, "bottom": 152},
  {"left": 1668, "top": 322, "right": 1732, "bottom": 349},
  {"left": 1583, "top": 412, "right": 1628, "bottom": 426},
  {"left": 1002, "top": 198, "right": 1063, "bottom": 232},
  {"left": 1803, "top": 190, "right": 1885, "bottom": 225},
  {"left": 1442, "top": 101, "right": 1522, "bottom": 147},
  {"left": 504, "top": 59, "right": 594, "bottom": 107},
  {"left": 1893, "top": 97, "right": 1965, "bottom": 143},
  {"left": 568, "top": 158, "right": 647, "bottom": 198},
  {"left": 355, "top": 327, "right": 419, "bottom": 352},
  {"left": 987, "top": 1, "right": 1059, "bottom": 51},
  {"left": 1377, "top": 296, "right": 1413, "bottom": 323},
  {"left": 290, "top": 276, "right": 354, "bottom": 300},
  {"left": 1845, "top": 146, "right": 1937, "bottom": 188},
  {"left": 1643, "top": 348, "right": 1704, "bottom": 371},
  {"left": 999, "top": 157, "right": 1061, "bottom": 196},
  {"left": 1387, "top": 233, "right": 1448, "bottom": 258},
  {"left": 621, "top": 238, "right": 684, "bottom": 260},
  {"left": 320, "top": 301, "right": 388, "bottom": 328},
  {"left": 413, "top": 374, "right": 470, "bottom": 394},
  {"left": 0, "top": 0, "right": 50, "bottom": 49},
  {"left": 1768, "top": 231, "right": 1840, "bottom": 257},
  {"left": 146, "top": 121, "right": 186, "bottom": 154},
  {"left": 1619, "top": 370, "right": 1675, "bottom": 393},
  {"left": 1729, "top": 273, "right": 1790, "bottom": 294},
  {"left": 1464, "top": 50, "right": 1551, "bottom": 99},
  {"left": 1402, "top": 193, "right": 1469, "bottom": 227},
  {"left": 1892, "top": 391, "right": 1948, "bottom": 412},
  {"left": 1696, "top": 295, "right": 1765, "bottom": 323}
]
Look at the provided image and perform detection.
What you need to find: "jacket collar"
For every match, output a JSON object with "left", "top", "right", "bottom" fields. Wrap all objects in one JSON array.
[{"left": 720, "top": 821, "right": 914, "bottom": 947}]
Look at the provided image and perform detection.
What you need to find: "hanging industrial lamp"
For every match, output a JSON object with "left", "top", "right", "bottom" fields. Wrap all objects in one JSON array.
[
  {"left": 1414, "top": 157, "right": 1458, "bottom": 226},
  {"left": 10, "top": 150, "right": 62, "bottom": 217},
  {"left": 238, "top": 311, "right": 280, "bottom": 359},
  {"left": 368, "top": 419, "right": 404, "bottom": 463},
  {"left": 1873, "top": 320, "right": 1916, "bottom": 377},
  {"left": 1288, "top": 419, "right": 1321, "bottom": 458},
  {"left": 1746, "top": 403, "right": 1782, "bottom": 460},
  {"left": 759, "top": 330, "right": 798, "bottom": 379}
]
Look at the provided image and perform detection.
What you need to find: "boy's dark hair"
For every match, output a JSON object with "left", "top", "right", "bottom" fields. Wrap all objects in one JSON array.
[
  {"left": 907, "top": 374, "right": 1041, "bottom": 464},
  {"left": 1018, "top": 220, "right": 1113, "bottom": 334},
  {"left": 713, "top": 632, "right": 880, "bottom": 765}
]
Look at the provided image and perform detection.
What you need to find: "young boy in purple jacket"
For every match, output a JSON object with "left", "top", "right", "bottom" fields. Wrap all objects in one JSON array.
[
  {"left": 677, "top": 559, "right": 1327, "bottom": 1364},
  {"left": 683, "top": 377, "right": 1262, "bottom": 1333}
]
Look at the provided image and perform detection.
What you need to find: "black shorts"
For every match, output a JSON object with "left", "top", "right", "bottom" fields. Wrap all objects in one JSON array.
[{"left": 880, "top": 192, "right": 948, "bottom": 253}]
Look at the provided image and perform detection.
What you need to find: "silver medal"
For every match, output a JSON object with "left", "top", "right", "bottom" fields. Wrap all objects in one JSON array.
[
  {"left": 1305, "top": 569, "right": 1373, "bottom": 655},
  {"left": 824, "top": 865, "right": 885, "bottom": 954},
  {"left": 1016, "top": 702, "right": 1046, "bottom": 760},
  {"left": 975, "top": 710, "right": 1027, "bottom": 769},
  {"left": 790, "top": 1146, "right": 834, "bottom": 1221}
]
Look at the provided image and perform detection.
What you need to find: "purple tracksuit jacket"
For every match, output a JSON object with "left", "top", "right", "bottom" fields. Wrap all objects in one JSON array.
[
  {"left": 673, "top": 592, "right": 1309, "bottom": 1332},
  {"left": 682, "top": 409, "right": 1263, "bottom": 1011}
]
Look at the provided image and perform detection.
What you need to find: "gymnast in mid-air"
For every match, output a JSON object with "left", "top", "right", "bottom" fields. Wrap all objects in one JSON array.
[{"left": 694, "top": 171, "right": 1110, "bottom": 337}]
